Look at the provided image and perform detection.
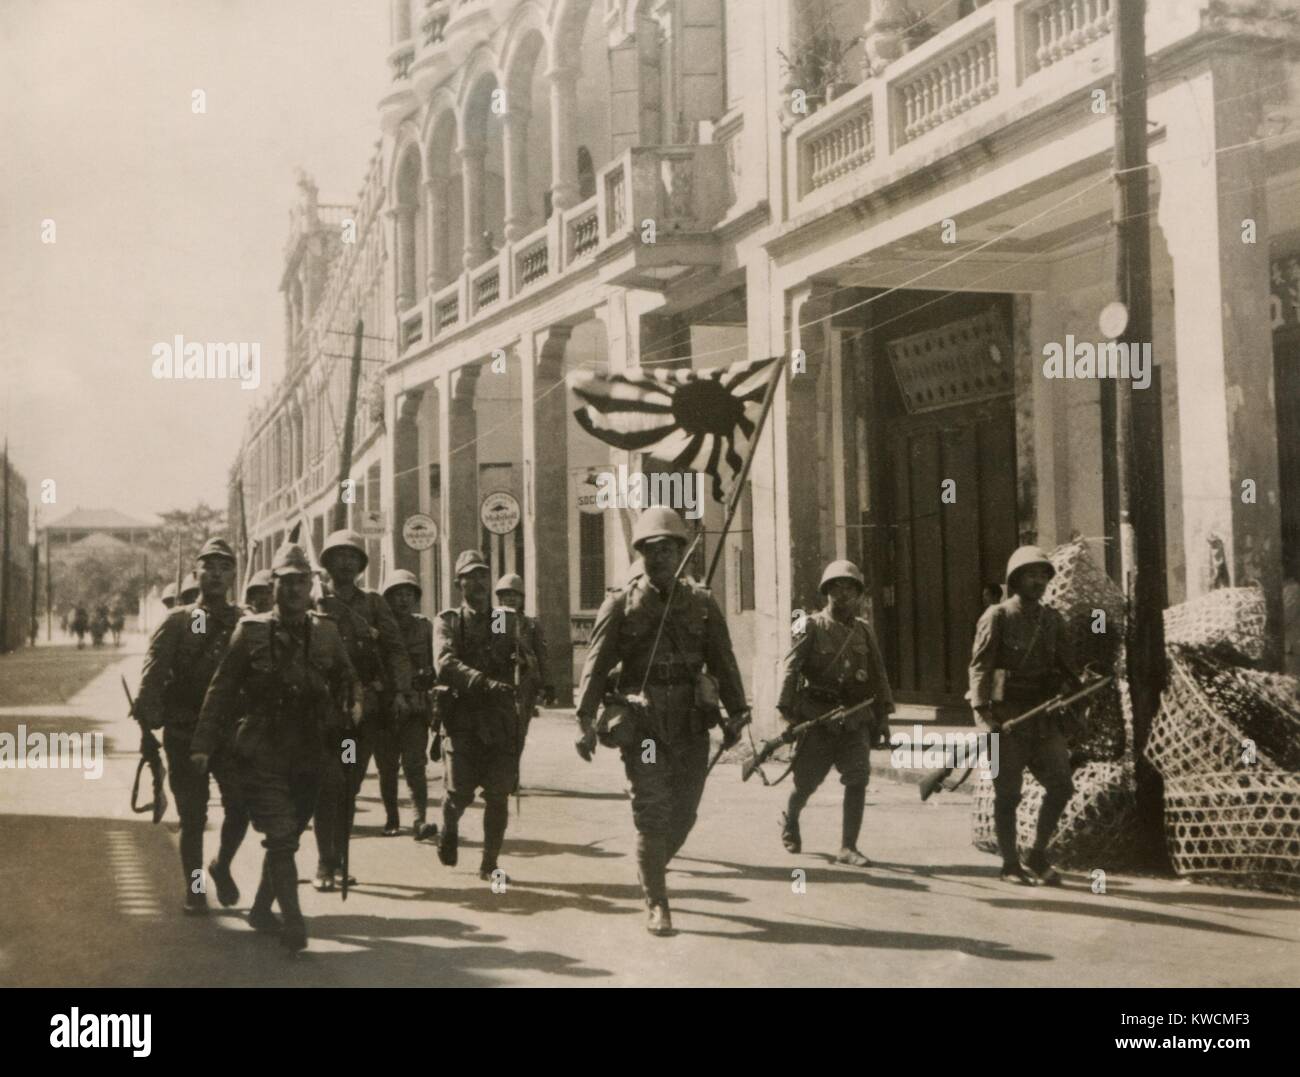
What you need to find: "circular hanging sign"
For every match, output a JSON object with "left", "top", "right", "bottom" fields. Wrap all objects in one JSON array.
[
  {"left": 401, "top": 513, "right": 439, "bottom": 551},
  {"left": 480, "top": 491, "right": 521, "bottom": 535},
  {"left": 1099, "top": 301, "right": 1129, "bottom": 340}
]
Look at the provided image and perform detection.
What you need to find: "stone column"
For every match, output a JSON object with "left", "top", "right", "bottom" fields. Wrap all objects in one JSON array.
[
  {"left": 502, "top": 108, "right": 533, "bottom": 243},
  {"left": 547, "top": 65, "right": 580, "bottom": 213},
  {"left": 393, "top": 390, "right": 424, "bottom": 574},
  {"left": 422, "top": 180, "right": 439, "bottom": 295},
  {"left": 1155, "top": 55, "right": 1283, "bottom": 659},
  {"left": 389, "top": 205, "right": 417, "bottom": 311},
  {"left": 521, "top": 326, "right": 575, "bottom": 705},
  {"left": 459, "top": 140, "right": 490, "bottom": 270},
  {"left": 785, "top": 279, "right": 836, "bottom": 615},
  {"left": 439, "top": 363, "right": 482, "bottom": 602}
]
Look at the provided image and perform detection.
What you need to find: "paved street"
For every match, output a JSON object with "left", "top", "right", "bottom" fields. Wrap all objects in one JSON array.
[{"left": 1, "top": 638, "right": 1297, "bottom": 988}]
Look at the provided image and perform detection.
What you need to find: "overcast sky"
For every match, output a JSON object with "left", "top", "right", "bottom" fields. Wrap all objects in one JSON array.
[{"left": 0, "top": 0, "right": 389, "bottom": 526}]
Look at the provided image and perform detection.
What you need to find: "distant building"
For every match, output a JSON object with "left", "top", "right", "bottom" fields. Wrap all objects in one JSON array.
[{"left": 41, "top": 507, "right": 158, "bottom": 549}]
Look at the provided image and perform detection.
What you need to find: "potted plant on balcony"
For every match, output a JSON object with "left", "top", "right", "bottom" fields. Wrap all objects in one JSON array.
[{"left": 777, "top": 0, "right": 859, "bottom": 125}]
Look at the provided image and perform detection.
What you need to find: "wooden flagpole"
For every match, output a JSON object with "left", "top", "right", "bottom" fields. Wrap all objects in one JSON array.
[{"left": 704, "top": 358, "right": 786, "bottom": 587}]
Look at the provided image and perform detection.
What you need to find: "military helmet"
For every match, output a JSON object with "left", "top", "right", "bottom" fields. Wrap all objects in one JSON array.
[
  {"left": 1005, "top": 545, "right": 1055, "bottom": 590},
  {"left": 382, "top": 569, "right": 422, "bottom": 599},
  {"left": 197, "top": 537, "right": 236, "bottom": 564},
  {"left": 320, "top": 529, "right": 369, "bottom": 572},
  {"left": 270, "top": 542, "right": 313, "bottom": 578},
  {"left": 819, "top": 560, "right": 865, "bottom": 594},
  {"left": 454, "top": 549, "right": 490, "bottom": 577},
  {"left": 494, "top": 573, "right": 524, "bottom": 596},
  {"left": 180, "top": 573, "right": 199, "bottom": 600},
  {"left": 244, "top": 569, "right": 272, "bottom": 597},
  {"left": 631, "top": 506, "right": 690, "bottom": 552},
  {"left": 161, "top": 582, "right": 177, "bottom": 604}
]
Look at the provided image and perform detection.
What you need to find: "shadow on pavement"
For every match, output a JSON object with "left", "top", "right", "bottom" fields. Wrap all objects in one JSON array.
[
  {"left": 978, "top": 896, "right": 1293, "bottom": 941},
  {"left": 673, "top": 855, "right": 930, "bottom": 893}
]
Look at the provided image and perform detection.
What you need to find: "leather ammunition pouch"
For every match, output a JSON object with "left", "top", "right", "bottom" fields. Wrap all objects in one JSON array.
[
  {"left": 693, "top": 670, "right": 722, "bottom": 727},
  {"left": 596, "top": 695, "right": 645, "bottom": 750}
]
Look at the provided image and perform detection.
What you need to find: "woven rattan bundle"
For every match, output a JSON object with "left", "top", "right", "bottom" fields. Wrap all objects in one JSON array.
[
  {"left": 1042, "top": 539, "right": 1128, "bottom": 761},
  {"left": 971, "top": 761, "right": 1139, "bottom": 868},
  {"left": 1162, "top": 771, "right": 1300, "bottom": 892},
  {"left": 1146, "top": 652, "right": 1300, "bottom": 780},
  {"left": 1163, "top": 585, "right": 1267, "bottom": 665}
]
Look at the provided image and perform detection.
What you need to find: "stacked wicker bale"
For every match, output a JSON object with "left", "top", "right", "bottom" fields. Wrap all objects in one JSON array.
[
  {"left": 971, "top": 540, "right": 1138, "bottom": 867},
  {"left": 1146, "top": 588, "right": 1300, "bottom": 892},
  {"left": 971, "top": 759, "right": 1141, "bottom": 867},
  {"left": 1042, "top": 539, "right": 1129, "bottom": 762}
]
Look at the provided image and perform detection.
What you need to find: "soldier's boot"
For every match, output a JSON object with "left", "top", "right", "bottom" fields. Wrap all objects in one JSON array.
[
  {"left": 636, "top": 833, "right": 672, "bottom": 935},
  {"left": 646, "top": 902, "right": 674, "bottom": 937},
  {"left": 1026, "top": 784, "right": 1069, "bottom": 886},
  {"left": 835, "top": 785, "right": 872, "bottom": 868},
  {"left": 919, "top": 767, "right": 952, "bottom": 802},
  {"left": 410, "top": 778, "right": 438, "bottom": 841},
  {"left": 379, "top": 759, "right": 401, "bottom": 836},
  {"left": 180, "top": 821, "right": 208, "bottom": 913},
  {"left": 248, "top": 857, "right": 281, "bottom": 934},
  {"left": 268, "top": 852, "right": 306, "bottom": 953},
  {"left": 479, "top": 796, "right": 508, "bottom": 881},
  {"left": 993, "top": 796, "right": 1035, "bottom": 883},
  {"left": 438, "top": 800, "right": 461, "bottom": 867},
  {"left": 781, "top": 790, "right": 806, "bottom": 854},
  {"left": 207, "top": 858, "right": 239, "bottom": 908}
]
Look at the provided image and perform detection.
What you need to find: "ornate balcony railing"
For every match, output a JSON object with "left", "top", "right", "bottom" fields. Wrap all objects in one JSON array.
[
  {"left": 515, "top": 230, "right": 549, "bottom": 288},
  {"left": 1024, "top": 0, "right": 1112, "bottom": 75},
  {"left": 399, "top": 304, "right": 423, "bottom": 351},
  {"left": 785, "top": 0, "right": 1129, "bottom": 209},
  {"left": 402, "top": 144, "right": 723, "bottom": 350},
  {"left": 473, "top": 262, "right": 500, "bottom": 311},
  {"left": 434, "top": 285, "right": 460, "bottom": 332},
  {"left": 568, "top": 199, "right": 601, "bottom": 259},
  {"left": 807, "top": 105, "right": 874, "bottom": 191},
  {"left": 897, "top": 28, "right": 998, "bottom": 143}
]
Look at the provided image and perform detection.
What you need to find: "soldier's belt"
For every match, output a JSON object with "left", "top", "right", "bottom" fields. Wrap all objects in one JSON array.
[
  {"left": 641, "top": 661, "right": 700, "bottom": 686},
  {"left": 804, "top": 684, "right": 848, "bottom": 704}
]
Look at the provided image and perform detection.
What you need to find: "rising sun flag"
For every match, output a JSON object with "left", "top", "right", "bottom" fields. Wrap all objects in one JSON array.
[{"left": 568, "top": 356, "right": 783, "bottom": 503}]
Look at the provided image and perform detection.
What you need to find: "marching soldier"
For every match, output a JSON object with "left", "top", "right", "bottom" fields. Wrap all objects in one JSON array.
[
  {"left": 310, "top": 530, "right": 413, "bottom": 891},
  {"left": 777, "top": 561, "right": 894, "bottom": 867},
  {"left": 574, "top": 507, "right": 750, "bottom": 936},
  {"left": 160, "top": 583, "right": 177, "bottom": 611},
  {"left": 494, "top": 572, "right": 550, "bottom": 723},
  {"left": 191, "top": 543, "right": 363, "bottom": 953},
  {"left": 970, "top": 546, "right": 1081, "bottom": 886},
  {"left": 180, "top": 572, "right": 200, "bottom": 606},
  {"left": 243, "top": 569, "right": 273, "bottom": 615},
  {"left": 136, "top": 537, "right": 250, "bottom": 914},
  {"left": 434, "top": 550, "right": 532, "bottom": 881},
  {"left": 379, "top": 570, "right": 438, "bottom": 841}
]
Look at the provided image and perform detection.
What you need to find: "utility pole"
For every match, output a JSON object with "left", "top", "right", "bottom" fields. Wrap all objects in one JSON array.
[
  {"left": 1114, "top": 0, "right": 1170, "bottom": 870},
  {"left": 45, "top": 528, "right": 52, "bottom": 641},
  {"left": 333, "top": 320, "right": 365, "bottom": 532}
]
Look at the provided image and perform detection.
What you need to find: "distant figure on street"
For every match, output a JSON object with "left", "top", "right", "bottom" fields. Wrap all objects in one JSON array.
[
  {"left": 109, "top": 604, "right": 125, "bottom": 646},
  {"left": 70, "top": 606, "right": 88, "bottom": 648},
  {"left": 90, "top": 605, "right": 109, "bottom": 648}
]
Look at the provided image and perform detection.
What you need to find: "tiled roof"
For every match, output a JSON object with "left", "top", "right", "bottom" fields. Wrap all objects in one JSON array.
[{"left": 43, "top": 507, "right": 159, "bottom": 530}]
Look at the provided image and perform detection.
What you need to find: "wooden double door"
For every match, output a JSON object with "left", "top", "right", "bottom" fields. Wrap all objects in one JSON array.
[{"left": 881, "top": 397, "right": 1019, "bottom": 703}]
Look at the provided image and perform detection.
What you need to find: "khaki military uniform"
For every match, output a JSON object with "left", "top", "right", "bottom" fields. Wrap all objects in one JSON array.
[
  {"left": 195, "top": 610, "right": 360, "bottom": 934},
  {"left": 576, "top": 575, "right": 746, "bottom": 907},
  {"left": 137, "top": 600, "right": 250, "bottom": 897},
  {"left": 434, "top": 603, "right": 532, "bottom": 870},
  {"left": 969, "top": 595, "right": 1079, "bottom": 863},
  {"left": 779, "top": 610, "right": 894, "bottom": 798},
  {"left": 376, "top": 610, "right": 434, "bottom": 824},
  {"left": 311, "top": 583, "right": 411, "bottom": 876}
]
